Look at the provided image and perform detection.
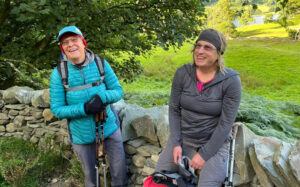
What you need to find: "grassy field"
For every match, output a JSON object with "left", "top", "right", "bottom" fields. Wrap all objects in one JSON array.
[{"left": 122, "top": 23, "right": 300, "bottom": 105}]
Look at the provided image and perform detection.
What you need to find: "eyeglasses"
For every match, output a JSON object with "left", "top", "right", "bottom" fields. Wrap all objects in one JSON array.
[
  {"left": 60, "top": 37, "right": 80, "bottom": 47},
  {"left": 194, "top": 44, "right": 216, "bottom": 52}
]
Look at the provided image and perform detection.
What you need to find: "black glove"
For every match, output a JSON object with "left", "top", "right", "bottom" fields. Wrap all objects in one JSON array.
[{"left": 84, "top": 95, "right": 105, "bottom": 114}]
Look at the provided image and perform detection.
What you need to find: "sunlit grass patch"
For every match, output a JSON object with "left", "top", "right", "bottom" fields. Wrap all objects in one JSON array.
[{"left": 237, "top": 23, "right": 288, "bottom": 38}]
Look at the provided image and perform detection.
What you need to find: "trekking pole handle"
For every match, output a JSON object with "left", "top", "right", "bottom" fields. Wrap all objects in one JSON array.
[
  {"left": 95, "top": 113, "right": 100, "bottom": 123},
  {"left": 232, "top": 122, "right": 242, "bottom": 139},
  {"left": 100, "top": 111, "right": 104, "bottom": 121}
]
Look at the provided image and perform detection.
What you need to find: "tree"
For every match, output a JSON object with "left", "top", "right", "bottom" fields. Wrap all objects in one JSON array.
[
  {"left": 0, "top": 0, "right": 207, "bottom": 89},
  {"left": 239, "top": 5, "right": 255, "bottom": 26},
  {"left": 205, "top": 0, "right": 238, "bottom": 37}
]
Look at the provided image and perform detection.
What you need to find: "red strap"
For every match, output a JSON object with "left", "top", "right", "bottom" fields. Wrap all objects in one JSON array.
[{"left": 143, "top": 176, "right": 167, "bottom": 187}]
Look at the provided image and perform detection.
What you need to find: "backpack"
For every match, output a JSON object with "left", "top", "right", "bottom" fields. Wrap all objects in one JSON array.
[
  {"left": 57, "top": 54, "right": 120, "bottom": 127},
  {"left": 143, "top": 156, "right": 198, "bottom": 187},
  {"left": 144, "top": 171, "right": 196, "bottom": 187}
]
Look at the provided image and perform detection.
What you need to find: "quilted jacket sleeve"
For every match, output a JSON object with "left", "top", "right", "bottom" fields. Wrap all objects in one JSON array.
[{"left": 49, "top": 67, "right": 86, "bottom": 119}]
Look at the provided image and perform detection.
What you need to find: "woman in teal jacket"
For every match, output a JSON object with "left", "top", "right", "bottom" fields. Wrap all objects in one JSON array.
[{"left": 50, "top": 26, "right": 127, "bottom": 187}]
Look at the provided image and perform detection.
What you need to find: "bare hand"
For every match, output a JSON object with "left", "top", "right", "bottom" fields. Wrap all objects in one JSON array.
[
  {"left": 190, "top": 153, "right": 206, "bottom": 170},
  {"left": 173, "top": 146, "right": 182, "bottom": 165}
]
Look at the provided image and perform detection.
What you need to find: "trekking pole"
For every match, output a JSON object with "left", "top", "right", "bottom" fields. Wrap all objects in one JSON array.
[
  {"left": 100, "top": 110, "right": 107, "bottom": 187},
  {"left": 224, "top": 122, "right": 242, "bottom": 187},
  {"left": 95, "top": 113, "right": 100, "bottom": 187}
]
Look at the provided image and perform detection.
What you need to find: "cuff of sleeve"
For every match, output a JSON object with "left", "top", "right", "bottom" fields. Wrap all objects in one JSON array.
[
  {"left": 198, "top": 148, "right": 210, "bottom": 161},
  {"left": 171, "top": 139, "right": 182, "bottom": 148},
  {"left": 81, "top": 103, "right": 88, "bottom": 116},
  {"left": 97, "top": 92, "right": 106, "bottom": 104}
]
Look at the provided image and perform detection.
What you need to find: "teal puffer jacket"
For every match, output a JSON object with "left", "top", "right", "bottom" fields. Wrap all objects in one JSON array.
[{"left": 50, "top": 52, "right": 123, "bottom": 144}]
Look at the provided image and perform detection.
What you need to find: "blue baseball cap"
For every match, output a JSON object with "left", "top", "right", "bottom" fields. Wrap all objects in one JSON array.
[{"left": 57, "top": 26, "right": 84, "bottom": 42}]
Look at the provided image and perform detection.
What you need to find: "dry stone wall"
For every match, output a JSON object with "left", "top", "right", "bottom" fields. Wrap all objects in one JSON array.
[{"left": 1, "top": 86, "right": 300, "bottom": 187}]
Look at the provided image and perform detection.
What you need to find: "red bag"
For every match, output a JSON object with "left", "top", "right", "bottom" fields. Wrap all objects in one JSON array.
[{"left": 143, "top": 176, "right": 168, "bottom": 187}]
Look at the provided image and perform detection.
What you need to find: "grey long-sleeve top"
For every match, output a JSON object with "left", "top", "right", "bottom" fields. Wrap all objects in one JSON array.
[{"left": 169, "top": 63, "right": 241, "bottom": 161}]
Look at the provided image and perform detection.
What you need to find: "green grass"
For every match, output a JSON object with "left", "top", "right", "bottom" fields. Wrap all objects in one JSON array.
[
  {"left": 0, "top": 137, "right": 70, "bottom": 187},
  {"left": 225, "top": 39, "right": 300, "bottom": 104},
  {"left": 236, "top": 23, "right": 289, "bottom": 38}
]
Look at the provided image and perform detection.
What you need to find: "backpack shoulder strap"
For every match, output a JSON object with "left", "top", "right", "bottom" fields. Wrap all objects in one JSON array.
[
  {"left": 94, "top": 54, "right": 105, "bottom": 77},
  {"left": 57, "top": 54, "right": 105, "bottom": 92},
  {"left": 57, "top": 57, "right": 69, "bottom": 90}
]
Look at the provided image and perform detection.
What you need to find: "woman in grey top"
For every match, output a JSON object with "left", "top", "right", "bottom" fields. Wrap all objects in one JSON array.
[{"left": 155, "top": 29, "right": 242, "bottom": 186}]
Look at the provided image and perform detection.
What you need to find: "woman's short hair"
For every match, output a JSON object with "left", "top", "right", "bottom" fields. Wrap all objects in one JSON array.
[{"left": 192, "top": 29, "right": 227, "bottom": 74}]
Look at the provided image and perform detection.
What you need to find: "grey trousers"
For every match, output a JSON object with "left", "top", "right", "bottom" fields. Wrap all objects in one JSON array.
[
  {"left": 72, "top": 128, "right": 128, "bottom": 187},
  {"left": 155, "top": 138, "right": 229, "bottom": 187}
]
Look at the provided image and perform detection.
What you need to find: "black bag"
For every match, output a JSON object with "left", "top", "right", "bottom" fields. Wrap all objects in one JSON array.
[{"left": 151, "top": 171, "right": 196, "bottom": 187}]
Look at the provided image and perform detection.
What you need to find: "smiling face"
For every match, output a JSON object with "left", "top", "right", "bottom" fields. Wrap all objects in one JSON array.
[
  {"left": 193, "top": 40, "right": 219, "bottom": 70},
  {"left": 60, "top": 34, "right": 86, "bottom": 64}
]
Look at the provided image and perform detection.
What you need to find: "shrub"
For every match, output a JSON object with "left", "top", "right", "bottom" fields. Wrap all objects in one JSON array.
[
  {"left": 68, "top": 157, "right": 84, "bottom": 183},
  {"left": 236, "top": 93, "right": 300, "bottom": 142},
  {"left": 286, "top": 28, "right": 298, "bottom": 39},
  {"left": 0, "top": 137, "right": 70, "bottom": 186},
  {"left": 264, "top": 13, "right": 275, "bottom": 23},
  {"left": 124, "top": 91, "right": 170, "bottom": 108}
]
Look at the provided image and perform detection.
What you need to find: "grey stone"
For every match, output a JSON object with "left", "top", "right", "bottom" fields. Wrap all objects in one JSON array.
[
  {"left": 59, "top": 128, "right": 69, "bottom": 136},
  {"left": 35, "top": 128, "right": 47, "bottom": 136},
  {"left": 43, "top": 109, "right": 56, "bottom": 122},
  {"left": 0, "top": 100, "right": 4, "bottom": 109},
  {"left": 135, "top": 175, "right": 146, "bottom": 185},
  {"left": 289, "top": 141, "right": 300, "bottom": 184},
  {"left": 0, "top": 113, "right": 9, "bottom": 120},
  {"left": 48, "top": 120, "right": 64, "bottom": 128},
  {"left": 156, "top": 112, "right": 169, "bottom": 148},
  {"left": 3, "top": 86, "right": 33, "bottom": 104},
  {"left": 234, "top": 124, "right": 259, "bottom": 186},
  {"left": 27, "top": 123, "right": 43, "bottom": 128},
  {"left": 6, "top": 123, "right": 16, "bottom": 132},
  {"left": 145, "top": 158, "right": 156, "bottom": 168},
  {"left": 13, "top": 115, "right": 25, "bottom": 127},
  {"left": 142, "top": 166, "right": 155, "bottom": 176},
  {"left": 128, "top": 165, "right": 143, "bottom": 174},
  {"left": 42, "top": 89, "right": 50, "bottom": 106},
  {"left": 249, "top": 145, "right": 273, "bottom": 187},
  {"left": 5, "top": 104, "right": 25, "bottom": 110},
  {"left": 137, "top": 144, "right": 161, "bottom": 157},
  {"left": 14, "top": 88, "right": 35, "bottom": 104},
  {"left": 273, "top": 141, "right": 299, "bottom": 187},
  {"left": 131, "top": 115, "right": 158, "bottom": 143},
  {"left": 30, "top": 136, "right": 39, "bottom": 144},
  {"left": 61, "top": 119, "right": 68, "bottom": 129},
  {"left": 64, "top": 137, "right": 71, "bottom": 146},
  {"left": 25, "top": 116, "right": 36, "bottom": 121},
  {"left": 19, "top": 107, "right": 31, "bottom": 116},
  {"left": 0, "top": 126, "right": 5, "bottom": 132},
  {"left": 127, "top": 139, "right": 146, "bottom": 148},
  {"left": 252, "top": 137, "right": 285, "bottom": 187},
  {"left": 31, "top": 90, "right": 50, "bottom": 108},
  {"left": 32, "top": 110, "right": 43, "bottom": 120},
  {"left": 13, "top": 132, "right": 23, "bottom": 138},
  {"left": 4, "top": 133, "right": 13, "bottom": 137},
  {"left": 0, "top": 113, "right": 9, "bottom": 125},
  {"left": 119, "top": 104, "right": 167, "bottom": 142},
  {"left": 151, "top": 154, "right": 159, "bottom": 163},
  {"left": 125, "top": 144, "right": 137, "bottom": 155},
  {"left": 132, "top": 154, "right": 146, "bottom": 168},
  {"left": 113, "top": 99, "right": 127, "bottom": 114},
  {"left": 8, "top": 109, "right": 19, "bottom": 116},
  {"left": 45, "top": 126, "right": 60, "bottom": 132}
]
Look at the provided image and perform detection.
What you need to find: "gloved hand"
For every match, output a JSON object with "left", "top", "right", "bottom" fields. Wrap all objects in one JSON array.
[{"left": 84, "top": 95, "right": 105, "bottom": 114}]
